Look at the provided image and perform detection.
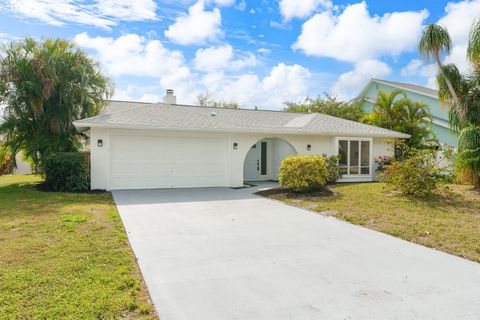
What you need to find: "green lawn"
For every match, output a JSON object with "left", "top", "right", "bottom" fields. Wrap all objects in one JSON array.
[
  {"left": 262, "top": 183, "right": 480, "bottom": 262},
  {"left": 0, "top": 175, "right": 156, "bottom": 319}
]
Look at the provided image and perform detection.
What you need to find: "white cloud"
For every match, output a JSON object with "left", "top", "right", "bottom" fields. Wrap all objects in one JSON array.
[
  {"left": 218, "top": 63, "right": 312, "bottom": 106},
  {"left": 231, "top": 52, "right": 257, "bottom": 69},
  {"left": 74, "top": 32, "right": 312, "bottom": 108},
  {"left": 437, "top": 0, "right": 480, "bottom": 72},
  {"left": 3, "top": 0, "right": 157, "bottom": 28},
  {"left": 332, "top": 59, "right": 391, "bottom": 98},
  {"left": 412, "top": 0, "right": 480, "bottom": 88},
  {"left": 194, "top": 45, "right": 233, "bottom": 71},
  {"left": 74, "top": 33, "right": 187, "bottom": 78},
  {"left": 279, "top": 0, "right": 332, "bottom": 21},
  {"left": 97, "top": 0, "right": 157, "bottom": 20},
  {"left": 139, "top": 93, "right": 163, "bottom": 103},
  {"left": 74, "top": 32, "right": 196, "bottom": 102},
  {"left": 262, "top": 63, "right": 312, "bottom": 105},
  {"left": 257, "top": 48, "right": 271, "bottom": 55},
  {"left": 0, "top": 32, "right": 16, "bottom": 45},
  {"left": 208, "top": 0, "right": 235, "bottom": 6},
  {"left": 194, "top": 45, "right": 257, "bottom": 72},
  {"left": 400, "top": 59, "right": 423, "bottom": 76},
  {"left": 293, "top": 2, "right": 428, "bottom": 63},
  {"left": 165, "top": 1, "right": 222, "bottom": 45}
]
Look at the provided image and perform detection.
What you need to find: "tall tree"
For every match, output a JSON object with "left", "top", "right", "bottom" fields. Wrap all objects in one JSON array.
[
  {"left": 362, "top": 90, "right": 436, "bottom": 149},
  {"left": 418, "top": 24, "right": 460, "bottom": 106},
  {"left": 284, "top": 94, "right": 365, "bottom": 121},
  {"left": 418, "top": 21, "right": 480, "bottom": 188},
  {"left": 0, "top": 38, "right": 112, "bottom": 168}
]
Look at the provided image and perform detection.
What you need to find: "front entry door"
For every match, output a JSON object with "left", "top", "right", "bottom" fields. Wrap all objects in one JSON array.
[{"left": 244, "top": 140, "right": 269, "bottom": 181}]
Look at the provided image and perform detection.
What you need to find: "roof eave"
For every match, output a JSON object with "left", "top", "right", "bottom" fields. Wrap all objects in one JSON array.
[
  {"left": 73, "top": 121, "right": 409, "bottom": 139},
  {"left": 357, "top": 78, "right": 375, "bottom": 98},
  {"left": 371, "top": 79, "right": 438, "bottom": 99}
]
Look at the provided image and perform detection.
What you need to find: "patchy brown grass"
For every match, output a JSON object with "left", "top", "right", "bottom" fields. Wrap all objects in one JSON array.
[
  {"left": 260, "top": 182, "right": 480, "bottom": 262},
  {"left": 0, "top": 175, "right": 156, "bottom": 319}
]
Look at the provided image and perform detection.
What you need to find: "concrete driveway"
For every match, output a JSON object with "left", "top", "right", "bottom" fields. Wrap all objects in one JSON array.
[{"left": 113, "top": 183, "right": 480, "bottom": 320}]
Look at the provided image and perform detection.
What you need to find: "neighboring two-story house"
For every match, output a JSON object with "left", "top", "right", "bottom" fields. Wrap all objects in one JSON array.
[{"left": 359, "top": 79, "right": 458, "bottom": 147}]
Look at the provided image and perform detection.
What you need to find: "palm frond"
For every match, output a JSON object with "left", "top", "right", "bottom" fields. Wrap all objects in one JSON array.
[
  {"left": 418, "top": 24, "right": 452, "bottom": 63},
  {"left": 468, "top": 18, "right": 480, "bottom": 67}
]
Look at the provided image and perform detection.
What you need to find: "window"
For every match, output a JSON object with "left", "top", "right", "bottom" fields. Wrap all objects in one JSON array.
[
  {"left": 261, "top": 142, "right": 267, "bottom": 175},
  {"left": 338, "top": 139, "right": 371, "bottom": 175}
]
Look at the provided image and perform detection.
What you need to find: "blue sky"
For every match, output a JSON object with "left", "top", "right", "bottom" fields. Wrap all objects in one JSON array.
[{"left": 0, "top": 0, "right": 479, "bottom": 109}]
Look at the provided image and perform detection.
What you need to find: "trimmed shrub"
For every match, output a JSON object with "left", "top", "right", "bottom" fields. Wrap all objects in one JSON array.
[
  {"left": 381, "top": 153, "right": 440, "bottom": 197},
  {"left": 322, "top": 154, "right": 342, "bottom": 183},
  {"left": 44, "top": 152, "right": 89, "bottom": 192},
  {"left": 279, "top": 155, "right": 329, "bottom": 192}
]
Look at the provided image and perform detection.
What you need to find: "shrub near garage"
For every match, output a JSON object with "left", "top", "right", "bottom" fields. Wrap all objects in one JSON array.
[
  {"left": 279, "top": 155, "right": 329, "bottom": 192},
  {"left": 43, "top": 152, "right": 89, "bottom": 192}
]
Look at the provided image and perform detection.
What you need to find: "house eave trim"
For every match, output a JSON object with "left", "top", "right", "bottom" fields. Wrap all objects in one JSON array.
[{"left": 73, "top": 122, "right": 410, "bottom": 139}]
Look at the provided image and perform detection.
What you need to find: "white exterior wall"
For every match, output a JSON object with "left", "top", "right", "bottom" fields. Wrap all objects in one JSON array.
[
  {"left": 13, "top": 153, "right": 33, "bottom": 175},
  {"left": 372, "top": 138, "right": 394, "bottom": 181},
  {"left": 89, "top": 127, "right": 392, "bottom": 190}
]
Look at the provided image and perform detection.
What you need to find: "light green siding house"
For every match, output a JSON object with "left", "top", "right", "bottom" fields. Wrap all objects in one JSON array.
[{"left": 359, "top": 79, "right": 458, "bottom": 147}]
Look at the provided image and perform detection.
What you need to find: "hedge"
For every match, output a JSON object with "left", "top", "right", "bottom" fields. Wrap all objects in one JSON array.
[{"left": 43, "top": 152, "right": 89, "bottom": 192}]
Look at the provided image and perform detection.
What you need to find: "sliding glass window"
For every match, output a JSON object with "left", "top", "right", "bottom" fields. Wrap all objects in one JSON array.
[{"left": 338, "top": 139, "right": 371, "bottom": 175}]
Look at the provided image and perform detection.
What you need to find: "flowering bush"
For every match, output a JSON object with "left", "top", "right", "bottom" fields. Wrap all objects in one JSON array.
[
  {"left": 381, "top": 151, "right": 441, "bottom": 197},
  {"left": 279, "top": 155, "right": 329, "bottom": 192},
  {"left": 375, "top": 155, "right": 393, "bottom": 174}
]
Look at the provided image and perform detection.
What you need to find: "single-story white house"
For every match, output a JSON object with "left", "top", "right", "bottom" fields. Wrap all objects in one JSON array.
[{"left": 73, "top": 90, "right": 409, "bottom": 191}]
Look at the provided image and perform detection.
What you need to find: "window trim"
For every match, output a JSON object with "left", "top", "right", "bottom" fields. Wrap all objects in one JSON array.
[{"left": 335, "top": 137, "right": 373, "bottom": 177}]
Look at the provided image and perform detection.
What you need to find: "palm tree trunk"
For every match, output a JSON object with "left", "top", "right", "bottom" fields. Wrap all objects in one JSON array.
[{"left": 435, "top": 53, "right": 460, "bottom": 106}]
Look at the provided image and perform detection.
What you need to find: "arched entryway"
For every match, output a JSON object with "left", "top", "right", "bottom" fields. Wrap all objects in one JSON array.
[{"left": 243, "top": 138, "right": 297, "bottom": 183}]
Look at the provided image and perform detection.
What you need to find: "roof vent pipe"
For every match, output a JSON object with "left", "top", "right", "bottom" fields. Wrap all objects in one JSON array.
[{"left": 163, "top": 89, "right": 176, "bottom": 104}]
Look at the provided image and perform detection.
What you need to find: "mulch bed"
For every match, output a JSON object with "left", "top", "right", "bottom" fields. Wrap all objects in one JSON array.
[
  {"left": 33, "top": 182, "right": 108, "bottom": 194},
  {"left": 255, "top": 186, "right": 336, "bottom": 200}
]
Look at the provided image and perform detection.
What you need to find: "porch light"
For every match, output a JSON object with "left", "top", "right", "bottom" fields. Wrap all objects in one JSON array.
[
  {"left": 97, "top": 139, "right": 103, "bottom": 147},
  {"left": 233, "top": 142, "right": 238, "bottom": 150},
  {"left": 307, "top": 144, "right": 311, "bottom": 151}
]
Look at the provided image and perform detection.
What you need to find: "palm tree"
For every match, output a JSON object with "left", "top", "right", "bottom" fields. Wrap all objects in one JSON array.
[
  {"left": 362, "top": 90, "right": 436, "bottom": 149},
  {"left": 418, "top": 22, "right": 480, "bottom": 188},
  {"left": 365, "top": 89, "right": 407, "bottom": 129},
  {"left": 400, "top": 101, "right": 436, "bottom": 148},
  {"left": 418, "top": 24, "right": 460, "bottom": 106},
  {"left": 0, "top": 38, "right": 112, "bottom": 168}
]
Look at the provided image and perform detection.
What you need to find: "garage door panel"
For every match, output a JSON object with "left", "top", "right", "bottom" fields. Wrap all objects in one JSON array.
[{"left": 109, "top": 134, "right": 227, "bottom": 189}]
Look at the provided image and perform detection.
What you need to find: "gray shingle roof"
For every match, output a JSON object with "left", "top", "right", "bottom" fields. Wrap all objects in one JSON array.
[
  {"left": 74, "top": 101, "right": 410, "bottom": 138},
  {"left": 100, "top": 100, "right": 152, "bottom": 115},
  {"left": 372, "top": 79, "right": 438, "bottom": 98}
]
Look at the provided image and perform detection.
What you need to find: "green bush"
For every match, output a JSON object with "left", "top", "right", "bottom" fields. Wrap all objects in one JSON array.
[
  {"left": 322, "top": 154, "right": 342, "bottom": 183},
  {"left": 43, "top": 152, "right": 89, "bottom": 192},
  {"left": 0, "top": 143, "right": 14, "bottom": 175},
  {"left": 381, "top": 152, "right": 440, "bottom": 197},
  {"left": 279, "top": 155, "right": 329, "bottom": 192}
]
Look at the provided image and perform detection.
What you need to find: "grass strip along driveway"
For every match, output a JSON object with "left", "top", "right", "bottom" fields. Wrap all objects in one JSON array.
[
  {"left": 0, "top": 175, "right": 156, "bottom": 319},
  {"left": 260, "top": 182, "right": 480, "bottom": 263}
]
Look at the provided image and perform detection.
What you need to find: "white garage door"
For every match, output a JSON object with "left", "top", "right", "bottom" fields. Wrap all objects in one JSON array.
[{"left": 109, "top": 134, "right": 228, "bottom": 190}]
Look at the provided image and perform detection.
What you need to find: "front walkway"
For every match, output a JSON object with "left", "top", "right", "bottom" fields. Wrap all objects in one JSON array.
[{"left": 113, "top": 183, "right": 480, "bottom": 320}]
